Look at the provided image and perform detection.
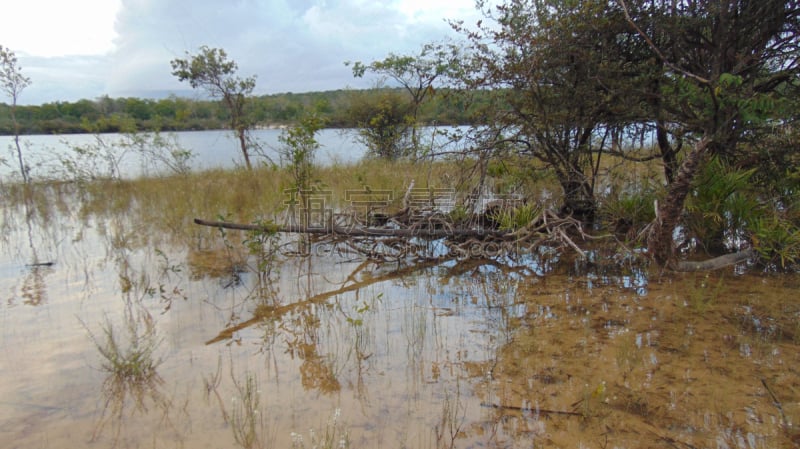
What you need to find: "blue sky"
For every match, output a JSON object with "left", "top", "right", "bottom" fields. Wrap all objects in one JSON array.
[{"left": 0, "top": 0, "right": 484, "bottom": 105}]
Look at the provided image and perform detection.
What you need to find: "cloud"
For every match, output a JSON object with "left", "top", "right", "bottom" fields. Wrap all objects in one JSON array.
[
  {"left": 10, "top": 0, "right": 482, "bottom": 104},
  {"left": 1, "top": 0, "right": 120, "bottom": 58},
  {"left": 12, "top": 55, "right": 112, "bottom": 105}
]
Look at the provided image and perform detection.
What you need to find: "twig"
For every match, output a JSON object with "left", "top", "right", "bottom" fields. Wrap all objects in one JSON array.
[
  {"left": 648, "top": 430, "right": 699, "bottom": 449},
  {"left": 556, "top": 228, "right": 587, "bottom": 259},
  {"left": 761, "top": 377, "right": 789, "bottom": 429},
  {"left": 402, "top": 179, "right": 415, "bottom": 209},
  {"left": 480, "top": 402, "right": 582, "bottom": 417}
]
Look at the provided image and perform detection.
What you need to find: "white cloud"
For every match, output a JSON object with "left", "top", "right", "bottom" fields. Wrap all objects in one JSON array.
[
  {"left": 5, "top": 0, "right": 483, "bottom": 105},
  {"left": 1, "top": 0, "right": 121, "bottom": 57},
  {"left": 16, "top": 56, "right": 112, "bottom": 105}
]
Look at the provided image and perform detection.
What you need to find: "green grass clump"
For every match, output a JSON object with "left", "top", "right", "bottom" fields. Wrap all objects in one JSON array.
[
  {"left": 91, "top": 311, "right": 162, "bottom": 384},
  {"left": 491, "top": 203, "right": 542, "bottom": 231}
]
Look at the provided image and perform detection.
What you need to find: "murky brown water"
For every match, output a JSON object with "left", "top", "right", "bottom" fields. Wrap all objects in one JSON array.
[{"left": 1, "top": 192, "right": 798, "bottom": 448}]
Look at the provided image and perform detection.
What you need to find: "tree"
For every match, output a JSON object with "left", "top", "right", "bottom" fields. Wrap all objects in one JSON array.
[
  {"left": 454, "top": 0, "right": 645, "bottom": 223},
  {"left": 279, "top": 112, "right": 326, "bottom": 223},
  {"left": 348, "top": 42, "right": 462, "bottom": 156},
  {"left": 171, "top": 46, "right": 257, "bottom": 169},
  {"left": 617, "top": 0, "right": 800, "bottom": 265},
  {"left": 1, "top": 45, "right": 32, "bottom": 183},
  {"left": 346, "top": 88, "right": 413, "bottom": 160}
]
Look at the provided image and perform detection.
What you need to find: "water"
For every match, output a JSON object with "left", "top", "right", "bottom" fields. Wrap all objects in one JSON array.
[
  {"left": 0, "top": 128, "right": 368, "bottom": 179},
  {"left": 0, "top": 173, "right": 798, "bottom": 447}
]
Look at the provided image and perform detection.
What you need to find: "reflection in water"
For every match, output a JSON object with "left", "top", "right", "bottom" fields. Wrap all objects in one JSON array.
[
  {"left": 3, "top": 186, "right": 60, "bottom": 306},
  {"left": 20, "top": 264, "right": 51, "bottom": 306},
  {"left": 85, "top": 281, "right": 175, "bottom": 446},
  {"left": 0, "top": 183, "right": 798, "bottom": 448}
]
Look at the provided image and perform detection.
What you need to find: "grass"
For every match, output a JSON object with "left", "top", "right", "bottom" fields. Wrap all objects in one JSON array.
[
  {"left": 290, "top": 408, "right": 350, "bottom": 449},
  {"left": 685, "top": 273, "right": 724, "bottom": 314},
  {"left": 87, "top": 298, "right": 162, "bottom": 386},
  {"left": 231, "top": 373, "right": 268, "bottom": 449},
  {"left": 84, "top": 293, "right": 168, "bottom": 446},
  {"left": 64, "top": 160, "right": 467, "bottom": 239},
  {"left": 491, "top": 203, "right": 542, "bottom": 231},
  {"left": 0, "top": 150, "right": 667, "bottom": 250}
]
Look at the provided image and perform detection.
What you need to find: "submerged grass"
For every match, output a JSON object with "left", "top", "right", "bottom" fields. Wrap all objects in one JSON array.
[
  {"left": 290, "top": 408, "right": 351, "bottom": 449},
  {"left": 83, "top": 293, "right": 168, "bottom": 446}
]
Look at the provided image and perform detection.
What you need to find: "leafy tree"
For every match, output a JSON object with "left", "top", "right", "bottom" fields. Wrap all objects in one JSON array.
[
  {"left": 348, "top": 42, "right": 462, "bottom": 156},
  {"left": 346, "top": 88, "right": 413, "bottom": 160},
  {"left": 279, "top": 112, "right": 326, "bottom": 208},
  {"left": 1, "top": 45, "right": 32, "bottom": 183},
  {"left": 171, "top": 46, "right": 257, "bottom": 169},
  {"left": 124, "top": 97, "right": 153, "bottom": 122},
  {"left": 618, "top": 0, "right": 800, "bottom": 264},
  {"left": 454, "top": 0, "right": 644, "bottom": 223}
]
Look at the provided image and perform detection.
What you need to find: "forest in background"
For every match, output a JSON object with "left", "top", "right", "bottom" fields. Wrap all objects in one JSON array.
[
  {"left": 3, "top": 0, "right": 800, "bottom": 272},
  {"left": 0, "top": 88, "right": 487, "bottom": 135}
]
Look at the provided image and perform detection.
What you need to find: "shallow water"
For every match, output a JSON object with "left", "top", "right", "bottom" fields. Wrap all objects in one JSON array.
[{"left": 0, "top": 190, "right": 798, "bottom": 449}]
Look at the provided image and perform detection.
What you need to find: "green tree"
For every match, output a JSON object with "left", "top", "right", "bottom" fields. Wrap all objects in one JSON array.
[
  {"left": 348, "top": 42, "right": 461, "bottom": 156},
  {"left": 346, "top": 89, "right": 413, "bottom": 160},
  {"left": 279, "top": 112, "right": 326, "bottom": 210},
  {"left": 454, "top": 0, "right": 644, "bottom": 223},
  {"left": 124, "top": 97, "right": 153, "bottom": 122},
  {"left": 1, "top": 45, "right": 32, "bottom": 183},
  {"left": 618, "top": 0, "right": 800, "bottom": 265},
  {"left": 171, "top": 46, "right": 257, "bottom": 169}
]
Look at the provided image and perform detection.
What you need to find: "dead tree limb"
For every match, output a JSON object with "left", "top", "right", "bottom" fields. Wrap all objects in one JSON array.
[
  {"left": 480, "top": 402, "right": 582, "bottom": 417},
  {"left": 194, "top": 218, "right": 509, "bottom": 239},
  {"left": 672, "top": 248, "right": 756, "bottom": 272}
]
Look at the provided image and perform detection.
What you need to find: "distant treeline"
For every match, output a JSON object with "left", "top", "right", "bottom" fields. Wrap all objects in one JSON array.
[{"left": 0, "top": 88, "right": 487, "bottom": 135}]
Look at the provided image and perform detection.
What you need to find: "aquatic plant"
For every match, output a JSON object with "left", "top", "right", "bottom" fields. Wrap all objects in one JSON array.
[
  {"left": 83, "top": 294, "right": 170, "bottom": 446},
  {"left": 231, "top": 373, "right": 267, "bottom": 449},
  {"left": 88, "top": 305, "right": 162, "bottom": 386},
  {"left": 291, "top": 408, "right": 350, "bottom": 449}
]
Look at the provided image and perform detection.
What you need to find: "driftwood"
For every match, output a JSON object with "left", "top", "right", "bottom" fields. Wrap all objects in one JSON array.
[
  {"left": 194, "top": 218, "right": 509, "bottom": 239},
  {"left": 672, "top": 248, "right": 756, "bottom": 272}
]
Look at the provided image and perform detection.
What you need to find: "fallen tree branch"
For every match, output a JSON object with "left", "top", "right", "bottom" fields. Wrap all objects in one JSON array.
[
  {"left": 672, "top": 248, "right": 756, "bottom": 272},
  {"left": 194, "top": 218, "right": 508, "bottom": 239},
  {"left": 480, "top": 402, "right": 582, "bottom": 417}
]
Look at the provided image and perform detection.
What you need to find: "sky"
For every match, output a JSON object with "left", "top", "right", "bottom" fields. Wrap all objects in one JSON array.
[{"left": 1, "top": 0, "right": 484, "bottom": 105}]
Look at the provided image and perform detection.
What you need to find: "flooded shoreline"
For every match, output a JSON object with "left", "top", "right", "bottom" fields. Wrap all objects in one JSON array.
[{"left": 0, "top": 180, "right": 798, "bottom": 448}]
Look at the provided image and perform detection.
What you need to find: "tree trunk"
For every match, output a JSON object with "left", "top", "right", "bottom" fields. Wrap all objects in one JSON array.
[
  {"left": 559, "top": 175, "right": 596, "bottom": 224},
  {"left": 648, "top": 137, "right": 710, "bottom": 266},
  {"left": 11, "top": 102, "right": 28, "bottom": 184},
  {"left": 237, "top": 128, "right": 252, "bottom": 170},
  {"left": 656, "top": 124, "right": 678, "bottom": 185}
]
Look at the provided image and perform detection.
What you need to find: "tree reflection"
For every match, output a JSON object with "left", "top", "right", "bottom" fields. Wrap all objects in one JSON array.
[
  {"left": 17, "top": 185, "right": 56, "bottom": 306},
  {"left": 208, "top": 258, "right": 450, "bottom": 398},
  {"left": 20, "top": 263, "right": 51, "bottom": 306}
]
